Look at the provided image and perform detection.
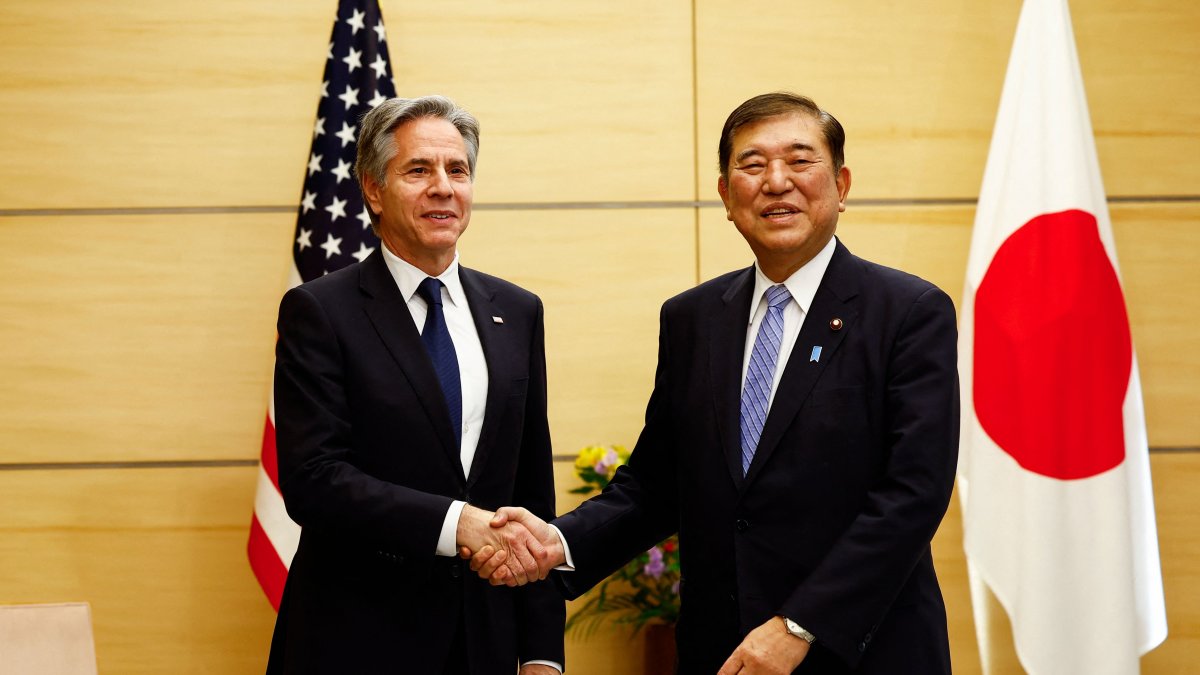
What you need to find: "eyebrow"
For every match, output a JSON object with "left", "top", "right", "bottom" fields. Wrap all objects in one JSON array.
[
  {"left": 398, "top": 156, "right": 469, "bottom": 169},
  {"left": 734, "top": 142, "right": 817, "bottom": 164}
]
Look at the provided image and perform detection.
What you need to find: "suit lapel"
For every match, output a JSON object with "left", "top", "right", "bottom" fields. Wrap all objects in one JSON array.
[
  {"left": 459, "top": 267, "right": 508, "bottom": 489},
  {"left": 743, "top": 241, "right": 861, "bottom": 487},
  {"left": 359, "top": 251, "right": 463, "bottom": 479},
  {"left": 709, "top": 267, "right": 757, "bottom": 489}
]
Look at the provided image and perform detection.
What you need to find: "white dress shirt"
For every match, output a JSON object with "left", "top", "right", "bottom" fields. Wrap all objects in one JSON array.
[
  {"left": 739, "top": 236, "right": 837, "bottom": 408},
  {"left": 379, "top": 247, "right": 487, "bottom": 558}
]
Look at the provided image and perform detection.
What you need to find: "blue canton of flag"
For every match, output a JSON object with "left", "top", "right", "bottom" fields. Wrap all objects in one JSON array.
[{"left": 293, "top": 0, "right": 396, "bottom": 282}]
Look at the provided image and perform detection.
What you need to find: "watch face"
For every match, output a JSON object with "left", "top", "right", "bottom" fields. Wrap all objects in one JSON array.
[{"left": 784, "top": 618, "right": 815, "bottom": 643}]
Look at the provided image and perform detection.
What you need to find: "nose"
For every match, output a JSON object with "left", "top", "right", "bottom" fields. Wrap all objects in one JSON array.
[
  {"left": 762, "top": 160, "right": 793, "bottom": 195},
  {"left": 428, "top": 168, "right": 453, "bottom": 197}
]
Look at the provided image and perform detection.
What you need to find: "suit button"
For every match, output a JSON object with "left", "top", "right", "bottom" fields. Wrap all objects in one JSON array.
[
  {"left": 736, "top": 519, "right": 749, "bottom": 532},
  {"left": 449, "top": 564, "right": 462, "bottom": 579}
]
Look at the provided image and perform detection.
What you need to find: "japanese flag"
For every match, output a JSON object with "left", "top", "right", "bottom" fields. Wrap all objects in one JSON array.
[{"left": 957, "top": 0, "right": 1168, "bottom": 673}]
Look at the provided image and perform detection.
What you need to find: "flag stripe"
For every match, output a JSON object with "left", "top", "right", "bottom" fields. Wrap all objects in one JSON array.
[{"left": 248, "top": 515, "right": 288, "bottom": 611}]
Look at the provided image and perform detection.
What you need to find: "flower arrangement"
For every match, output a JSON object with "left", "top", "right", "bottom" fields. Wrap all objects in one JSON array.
[{"left": 565, "top": 445, "right": 681, "bottom": 636}]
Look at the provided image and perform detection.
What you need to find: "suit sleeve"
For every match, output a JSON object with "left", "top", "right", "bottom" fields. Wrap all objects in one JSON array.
[
  {"left": 780, "top": 286, "right": 960, "bottom": 667},
  {"left": 274, "top": 285, "right": 452, "bottom": 558},
  {"left": 552, "top": 304, "right": 682, "bottom": 597},
  {"left": 510, "top": 298, "right": 567, "bottom": 666}
]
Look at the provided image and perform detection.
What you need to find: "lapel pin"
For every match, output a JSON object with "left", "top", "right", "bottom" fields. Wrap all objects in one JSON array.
[
  {"left": 492, "top": 316, "right": 504, "bottom": 324},
  {"left": 810, "top": 346, "right": 823, "bottom": 363},
  {"left": 829, "top": 317, "right": 843, "bottom": 331}
]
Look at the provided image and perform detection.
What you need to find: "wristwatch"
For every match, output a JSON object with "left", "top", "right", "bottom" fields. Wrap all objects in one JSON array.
[{"left": 782, "top": 617, "right": 816, "bottom": 644}]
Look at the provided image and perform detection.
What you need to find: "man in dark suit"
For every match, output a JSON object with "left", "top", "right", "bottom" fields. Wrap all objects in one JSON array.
[
  {"left": 470, "top": 92, "right": 959, "bottom": 674},
  {"left": 267, "top": 95, "right": 564, "bottom": 675}
]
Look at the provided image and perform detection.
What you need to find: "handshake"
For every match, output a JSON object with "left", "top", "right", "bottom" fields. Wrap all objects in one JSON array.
[{"left": 456, "top": 504, "right": 565, "bottom": 586}]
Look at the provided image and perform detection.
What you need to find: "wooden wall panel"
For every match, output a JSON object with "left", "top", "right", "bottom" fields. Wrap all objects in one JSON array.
[
  {"left": 0, "top": 467, "right": 275, "bottom": 674},
  {"left": 459, "top": 209, "right": 696, "bottom": 456},
  {"left": 0, "top": 0, "right": 694, "bottom": 210},
  {"left": 0, "top": 1, "right": 329, "bottom": 209},
  {"left": 694, "top": 0, "right": 1200, "bottom": 201},
  {"left": 384, "top": 0, "right": 696, "bottom": 205},
  {"left": 0, "top": 214, "right": 291, "bottom": 463}
]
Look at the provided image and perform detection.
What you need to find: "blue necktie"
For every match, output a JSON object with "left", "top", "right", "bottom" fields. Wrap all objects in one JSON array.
[
  {"left": 739, "top": 284, "right": 792, "bottom": 475},
  {"left": 417, "top": 277, "right": 462, "bottom": 448}
]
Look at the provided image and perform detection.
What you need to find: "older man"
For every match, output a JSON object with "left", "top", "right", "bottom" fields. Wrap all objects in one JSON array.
[
  {"left": 474, "top": 92, "right": 959, "bottom": 674},
  {"left": 267, "top": 95, "right": 563, "bottom": 675}
]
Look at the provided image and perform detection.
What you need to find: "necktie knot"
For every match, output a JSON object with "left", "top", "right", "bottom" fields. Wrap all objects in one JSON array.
[
  {"left": 765, "top": 284, "right": 791, "bottom": 310},
  {"left": 417, "top": 277, "right": 444, "bottom": 307}
]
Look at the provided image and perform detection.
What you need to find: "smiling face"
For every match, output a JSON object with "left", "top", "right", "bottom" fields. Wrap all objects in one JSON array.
[
  {"left": 718, "top": 111, "right": 851, "bottom": 282},
  {"left": 362, "top": 116, "right": 473, "bottom": 276}
]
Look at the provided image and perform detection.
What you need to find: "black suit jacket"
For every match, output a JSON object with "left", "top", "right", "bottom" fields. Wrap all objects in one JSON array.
[
  {"left": 554, "top": 240, "right": 958, "bottom": 674},
  {"left": 267, "top": 250, "right": 564, "bottom": 674}
]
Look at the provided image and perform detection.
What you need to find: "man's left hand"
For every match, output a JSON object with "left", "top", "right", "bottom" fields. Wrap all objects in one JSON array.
[
  {"left": 518, "top": 664, "right": 560, "bottom": 675},
  {"left": 716, "top": 616, "right": 810, "bottom": 675}
]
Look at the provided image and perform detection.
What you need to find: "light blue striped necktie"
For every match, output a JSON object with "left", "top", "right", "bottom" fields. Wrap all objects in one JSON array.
[{"left": 739, "top": 284, "right": 792, "bottom": 475}]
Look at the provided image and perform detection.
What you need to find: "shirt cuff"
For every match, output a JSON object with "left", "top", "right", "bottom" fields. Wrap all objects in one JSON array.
[
  {"left": 548, "top": 524, "right": 575, "bottom": 571},
  {"left": 435, "top": 500, "right": 467, "bottom": 557},
  {"left": 521, "top": 660, "right": 563, "bottom": 673}
]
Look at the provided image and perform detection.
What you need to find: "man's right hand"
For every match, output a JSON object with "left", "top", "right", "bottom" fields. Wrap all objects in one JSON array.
[
  {"left": 455, "top": 504, "right": 549, "bottom": 586},
  {"left": 461, "top": 507, "right": 565, "bottom": 586}
]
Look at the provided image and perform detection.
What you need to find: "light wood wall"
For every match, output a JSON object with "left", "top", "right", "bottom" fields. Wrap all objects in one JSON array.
[{"left": 0, "top": 0, "right": 1196, "bottom": 672}]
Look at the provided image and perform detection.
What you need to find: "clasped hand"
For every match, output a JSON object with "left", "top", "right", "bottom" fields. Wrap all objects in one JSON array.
[{"left": 457, "top": 506, "right": 563, "bottom": 586}]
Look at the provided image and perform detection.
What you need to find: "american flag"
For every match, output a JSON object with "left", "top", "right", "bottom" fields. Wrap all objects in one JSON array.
[{"left": 248, "top": 0, "right": 395, "bottom": 610}]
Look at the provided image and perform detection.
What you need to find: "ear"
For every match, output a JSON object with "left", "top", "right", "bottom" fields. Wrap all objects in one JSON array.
[
  {"left": 835, "top": 166, "right": 852, "bottom": 212},
  {"left": 717, "top": 175, "right": 733, "bottom": 221},
  {"left": 362, "top": 174, "right": 384, "bottom": 216}
]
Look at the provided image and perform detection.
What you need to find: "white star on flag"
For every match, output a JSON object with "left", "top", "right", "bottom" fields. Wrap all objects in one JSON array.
[
  {"left": 296, "top": 228, "right": 313, "bottom": 251},
  {"left": 342, "top": 47, "right": 362, "bottom": 73},
  {"left": 373, "top": 20, "right": 386, "bottom": 42},
  {"left": 301, "top": 191, "right": 317, "bottom": 214},
  {"left": 321, "top": 80, "right": 328, "bottom": 98},
  {"left": 370, "top": 55, "right": 387, "bottom": 79},
  {"left": 335, "top": 122, "right": 357, "bottom": 148},
  {"left": 319, "top": 233, "right": 343, "bottom": 259},
  {"left": 325, "top": 196, "right": 348, "bottom": 221},
  {"left": 368, "top": 90, "right": 387, "bottom": 108},
  {"left": 331, "top": 159, "right": 352, "bottom": 184},
  {"left": 313, "top": 117, "right": 325, "bottom": 138},
  {"left": 346, "top": 8, "right": 365, "bottom": 34},
  {"left": 357, "top": 207, "right": 373, "bottom": 229},
  {"left": 307, "top": 153, "right": 323, "bottom": 176},
  {"left": 338, "top": 85, "right": 359, "bottom": 110},
  {"left": 351, "top": 242, "right": 375, "bottom": 262}
]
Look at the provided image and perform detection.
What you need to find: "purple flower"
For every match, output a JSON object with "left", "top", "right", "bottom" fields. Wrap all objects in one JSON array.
[
  {"left": 643, "top": 546, "right": 665, "bottom": 578},
  {"left": 593, "top": 447, "right": 620, "bottom": 475}
]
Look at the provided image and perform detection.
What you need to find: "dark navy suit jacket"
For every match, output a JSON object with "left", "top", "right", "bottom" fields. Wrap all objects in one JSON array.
[
  {"left": 555, "top": 239, "right": 958, "bottom": 674},
  {"left": 267, "top": 250, "right": 564, "bottom": 674}
]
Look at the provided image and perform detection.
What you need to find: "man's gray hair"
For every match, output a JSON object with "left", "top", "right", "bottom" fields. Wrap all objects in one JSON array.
[{"left": 355, "top": 95, "right": 480, "bottom": 230}]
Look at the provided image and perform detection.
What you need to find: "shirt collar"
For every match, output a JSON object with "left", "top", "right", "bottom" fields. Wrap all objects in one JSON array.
[
  {"left": 380, "top": 247, "right": 467, "bottom": 309},
  {"left": 748, "top": 236, "right": 837, "bottom": 322}
]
